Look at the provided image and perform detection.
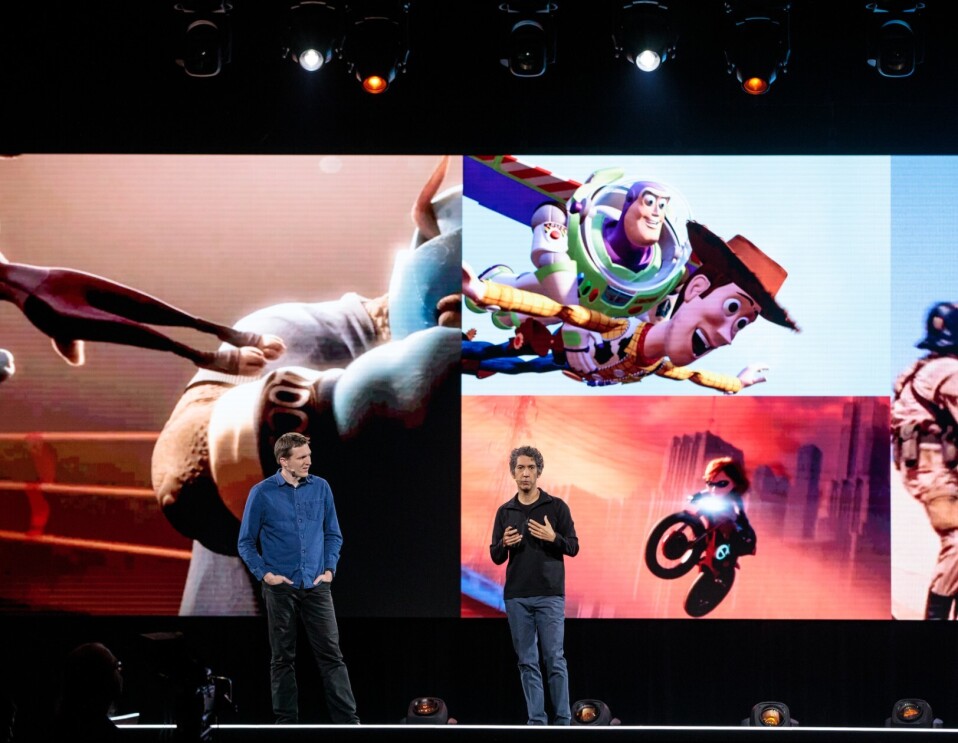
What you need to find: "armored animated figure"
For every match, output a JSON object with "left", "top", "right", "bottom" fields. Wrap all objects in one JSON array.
[
  {"left": 892, "top": 302, "right": 958, "bottom": 620},
  {"left": 463, "top": 222, "right": 794, "bottom": 392}
]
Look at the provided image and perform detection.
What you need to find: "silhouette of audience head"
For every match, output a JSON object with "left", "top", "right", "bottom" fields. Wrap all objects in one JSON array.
[
  {"left": 55, "top": 642, "right": 123, "bottom": 742},
  {"left": 61, "top": 643, "right": 123, "bottom": 716}
]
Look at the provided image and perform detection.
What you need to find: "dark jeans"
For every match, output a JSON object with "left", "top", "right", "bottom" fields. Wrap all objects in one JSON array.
[
  {"left": 505, "top": 595, "right": 570, "bottom": 725},
  {"left": 261, "top": 581, "right": 359, "bottom": 724}
]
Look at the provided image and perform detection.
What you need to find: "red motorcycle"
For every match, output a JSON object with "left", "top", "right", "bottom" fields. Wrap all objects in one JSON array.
[{"left": 644, "top": 492, "right": 753, "bottom": 617}]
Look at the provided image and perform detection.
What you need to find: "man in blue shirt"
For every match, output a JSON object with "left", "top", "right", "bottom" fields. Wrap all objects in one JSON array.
[{"left": 238, "top": 432, "right": 359, "bottom": 724}]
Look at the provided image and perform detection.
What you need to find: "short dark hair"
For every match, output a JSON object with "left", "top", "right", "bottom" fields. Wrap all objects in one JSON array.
[
  {"left": 510, "top": 446, "right": 543, "bottom": 474},
  {"left": 704, "top": 456, "right": 749, "bottom": 493},
  {"left": 274, "top": 432, "right": 310, "bottom": 464}
]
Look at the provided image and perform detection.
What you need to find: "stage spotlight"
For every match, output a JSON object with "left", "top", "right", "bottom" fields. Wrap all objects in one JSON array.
[
  {"left": 402, "top": 697, "right": 456, "bottom": 724},
  {"left": 284, "top": 1, "right": 343, "bottom": 73},
  {"left": 571, "top": 699, "right": 621, "bottom": 726},
  {"left": 499, "top": 2, "right": 558, "bottom": 78},
  {"left": 723, "top": 2, "right": 791, "bottom": 95},
  {"left": 865, "top": 2, "right": 925, "bottom": 78},
  {"left": 613, "top": 1, "right": 678, "bottom": 73},
  {"left": 885, "top": 699, "right": 943, "bottom": 728},
  {"left": 173, "top": 1, "right": 233, "bottom": 78},
  {"left": 342, "top": 1, "right": 410, "bottom": 94},
  {"left": 744, "top": 701, "right": 798, "bottom": 727}
]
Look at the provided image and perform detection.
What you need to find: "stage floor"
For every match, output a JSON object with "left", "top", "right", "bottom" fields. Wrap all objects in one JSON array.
[{"left": 117, "top": 723, "right": 951, "bottom": 741}]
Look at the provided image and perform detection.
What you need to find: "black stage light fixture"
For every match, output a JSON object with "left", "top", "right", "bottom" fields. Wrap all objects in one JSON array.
[
  {"left": 885, "top": 698, "right": 943, "bottom": 728},
  {"left": 723, "top": 1, "right": 791, "bottom": 95},
  {"left": 743, "top": 701, "right": 798, "bottom": 727},
  {"left": 865, "top": 2, "right": 925, "bottom": 78},
  {"left": 284, "top": 1, "right": 343, "bottom": 73},
  {"left": 572, "top": 699, "right": 621, "bottom": 726},
  {"left": 342, "top": 0, "right": 410, "bottom": 94},
  {"left": 173, "top": 1, "right": 233, "bottom": 78},
  {"left": 402, "top": 696, "right": 456, "bottom": 724},
  {"left": 499, "top": 2, "right": 558, "bottom": 78},
  {"left": 613, "top": 1, "right": 678, "bottom": 73}
]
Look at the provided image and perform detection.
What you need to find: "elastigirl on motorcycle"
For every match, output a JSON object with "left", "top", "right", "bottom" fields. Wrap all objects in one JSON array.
[
  {"left": 645, "top": 455, "right": 758, "bottom": 616},
  {"left": 693, "top": 456, "right": 756, "bottom": 560}
]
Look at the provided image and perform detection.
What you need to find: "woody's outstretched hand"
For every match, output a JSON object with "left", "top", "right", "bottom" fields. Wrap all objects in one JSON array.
[{"left": 734, "top": 363, "right": 769, "bottom": 392}]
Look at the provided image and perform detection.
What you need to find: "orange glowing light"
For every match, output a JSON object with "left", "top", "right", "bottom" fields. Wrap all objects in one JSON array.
[
  {"left": 414, "top": 698, "right": 439, "bottom": 715},
  {"left": 760, "top": 707, "right": 784, "bottom": 726},
  {"left": 743, "top": 77, "right": 769, "bottom": 95},
  {"left": 576, "top": 705, "right": 599, "bottom": 723},
  {"left": 899, "top": 704, "right": 922, "bottom": 722},
  {"left": 363, "top": 75, "right": 388, "bottom": 94}
]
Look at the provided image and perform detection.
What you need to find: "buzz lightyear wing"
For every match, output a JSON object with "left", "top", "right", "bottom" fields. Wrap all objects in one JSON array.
[{"left": 464, "top": 155, "right": 587, "bottom": 224}]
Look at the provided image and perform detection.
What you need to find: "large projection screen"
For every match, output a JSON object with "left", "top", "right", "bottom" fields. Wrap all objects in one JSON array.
[
  {"left": 0, "top": 154, "right": 462, "bottom": 617},
  {"left": 0, "top": 154, "right": 952, "bottom": 621},
  {"left": 459, "top": 154, "right": 941, "bottom": 621}
]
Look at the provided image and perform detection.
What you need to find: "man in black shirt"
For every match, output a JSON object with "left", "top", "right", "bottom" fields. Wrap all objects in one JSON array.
[{"left": 490, "top": 446, "right": 579, "bottom": 725}]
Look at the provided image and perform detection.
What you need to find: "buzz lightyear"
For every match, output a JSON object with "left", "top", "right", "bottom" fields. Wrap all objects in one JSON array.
[{"left": 468, "top": 167, "right": 693, "bottom": 374}]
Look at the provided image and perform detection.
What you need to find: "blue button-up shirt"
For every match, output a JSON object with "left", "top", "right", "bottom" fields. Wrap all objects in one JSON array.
[{"left": 237, "top": 471, "right": 343, "bottom": 588}]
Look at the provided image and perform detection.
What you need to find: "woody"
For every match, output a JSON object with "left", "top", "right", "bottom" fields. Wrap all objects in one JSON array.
[{"left": 462, "top": 222, "right": 798, "bottom": 392}]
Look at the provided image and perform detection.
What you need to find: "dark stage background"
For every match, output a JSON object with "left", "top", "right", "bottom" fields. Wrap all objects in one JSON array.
[
  {"left": 4, "top": 616, "right": 956, "bottom": 729},
  {"left": 2, "top": 0, "right": 958, "bottom": 735}
]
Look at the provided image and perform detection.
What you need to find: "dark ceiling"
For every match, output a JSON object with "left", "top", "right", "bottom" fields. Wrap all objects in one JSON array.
[{"left": 1, "top": 0, "right": 955, "bottom": 154}]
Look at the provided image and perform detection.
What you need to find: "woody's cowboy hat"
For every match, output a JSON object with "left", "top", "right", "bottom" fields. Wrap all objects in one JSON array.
[{"left": 687, "top": 221, "right": 798, "bottom": 331}]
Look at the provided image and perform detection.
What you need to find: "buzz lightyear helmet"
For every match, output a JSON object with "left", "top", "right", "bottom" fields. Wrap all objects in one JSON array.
[{"left": 567, "top": 170, "right": 692, "bottom": 318}]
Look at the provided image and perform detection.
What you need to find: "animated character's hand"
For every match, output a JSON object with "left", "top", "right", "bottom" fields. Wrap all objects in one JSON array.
[
  {"left": 259, "top": 335, "right": 287, "bottom": 361},
  {"left": 561, "top": 325, "right": 599, "bottom": 374},
  {"left": 502, "top": 525, "right": 523, "bottom": 547},
  {"left": 735, "top": 363, "right": 769, "bottom": 392},
  {"left": 436, "top": 293, "right": 462, "bottom": 328},
  {"left": 264, "top": 572, "right": 293, "bottom": 585},
  {"left": 528, "top": 515, "right": 556, "bottom": 543},
  {"left": 235, "top": 347, "right": 268, "bottom": 375},
  {"left": 461, "top": 263, "right": 488, "bottom": 305}
]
